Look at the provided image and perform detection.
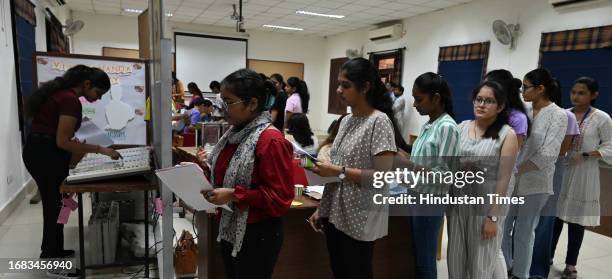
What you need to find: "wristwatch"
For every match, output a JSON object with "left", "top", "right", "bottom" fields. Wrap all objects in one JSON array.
[
  {"left": 338, "top": 166, "right": 346, "bottom": 180},
  {"left": 487, "top": 216, "right": 498, "bottom": 223}
]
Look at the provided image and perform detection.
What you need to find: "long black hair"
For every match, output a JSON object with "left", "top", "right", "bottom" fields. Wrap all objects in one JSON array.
[
  {"left": 187, "top": 82, "right": 203, "bottom": 97},
  {"left": 287, "top": 77, "right": 310, "bottom": 113},
  {"left": 27, "top": 65, "right": 110, "bottom": 118},
  {"left": 270, "top": 73, "right": 286, "bottom": 95},
  {"left": 485, "top": 69, "right": 530, "bottom": 136},
  {"left": 287, "top": 113, "right": 315, "bottom": 147},
  {"left": 472, "top": 81, "right": 509, "bottom": 139},
  {"left": 221, "top": 68, "right": 273, "bottom": 113},
  {"left": 340, "top": 58, "right": 410, "bottom": 153},
  {"left": 524, "top": 68, "right": 560, "bottom": 103},
  {"left": 413, "top": 72, "right": 456, "bottom": 119},
  {"left": 574, "top": 76, "right": 599, "bottom": 106}
]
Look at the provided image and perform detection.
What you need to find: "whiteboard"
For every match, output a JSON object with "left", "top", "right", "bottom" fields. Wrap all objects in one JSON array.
[
  {"left": 175, "top": 33, "right": 247, "bottom": 91},
  {"left": 34, "top": 53, "right": 147, "bottom": 145}
]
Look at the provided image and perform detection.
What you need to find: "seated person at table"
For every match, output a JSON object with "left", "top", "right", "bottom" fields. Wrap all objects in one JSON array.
[
  {"left": 287, "top": 113, "right": 318, "bottom": 157},
  {"left": 184, "top": 98, "right": 214, "bottom": 133},
  {"left": 199, "top": 69, "right": 294, "bottom": 279},
  {"left": 317, "top": 114, "right": 347, "bottom": 162}
]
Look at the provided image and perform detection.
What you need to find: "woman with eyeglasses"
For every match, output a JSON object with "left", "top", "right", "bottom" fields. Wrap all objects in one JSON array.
[
  {"left": 552, "top": 77, "right": 612, "bottom": 279},
  {"left": 529, "top": 78, "right": 580, "bottom": 279},
  {"left": 308, "top": 58, "right": 408, "bottom": 279},
  {"left": 22, "top": 65, "right": 121, "bottom": 278},
  {"left": 502, "top": 68, "right": 568, "bottom": 279},
  {"left": 447, "top": 81, "right": 518, "bottom": 278},
  {"left": 200, "top": 69, "right": 294, "bottom": 279}
]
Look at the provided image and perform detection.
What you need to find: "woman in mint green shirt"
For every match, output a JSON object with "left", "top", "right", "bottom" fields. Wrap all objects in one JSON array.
[{"left": 403, "top": 72, "right": 460, "bottom": 279}]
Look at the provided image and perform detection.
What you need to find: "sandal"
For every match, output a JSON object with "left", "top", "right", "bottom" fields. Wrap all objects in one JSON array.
[{"left": 561, "top": 267, "right": 577, "bottom": 279}]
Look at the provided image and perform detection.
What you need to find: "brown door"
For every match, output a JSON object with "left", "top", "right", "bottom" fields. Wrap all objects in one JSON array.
[{"left": 328, "top": 57, "right": 349, "bottom": 115}]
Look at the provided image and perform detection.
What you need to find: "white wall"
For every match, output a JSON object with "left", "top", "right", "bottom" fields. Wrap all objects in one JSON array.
[
  {"left": 320, "top": 0, "right": 612, "bottom": 133},
  {"left": 0, "top": 0, "right": 31, "bottom": 213},
  {"left": 72, "top": 11, "right": 140, "bottom": 55}
]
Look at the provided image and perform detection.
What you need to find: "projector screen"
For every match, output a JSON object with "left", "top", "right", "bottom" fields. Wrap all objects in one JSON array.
[{"left": 175, "top": 33, "right": 247, "bottom": 92}]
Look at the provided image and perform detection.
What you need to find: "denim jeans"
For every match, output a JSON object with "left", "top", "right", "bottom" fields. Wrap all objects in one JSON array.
[{"left": 502, "top": 194, "right": 549, "bottom": 279}]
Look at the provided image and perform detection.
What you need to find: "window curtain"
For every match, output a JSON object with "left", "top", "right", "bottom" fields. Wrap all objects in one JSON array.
[
  {"left": 15, "top": 0, "right": 36, "bottom": 26},
  {"left": 539, "top": 25, "right": 612, "bottom": 65},
  {"left": 438, "top": 41, "right": 490, "bottom": 77}
]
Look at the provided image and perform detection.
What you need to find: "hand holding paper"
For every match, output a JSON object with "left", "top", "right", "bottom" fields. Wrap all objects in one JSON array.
[{"left": 155, "top": 163, "right": 232, "bottom": 212}]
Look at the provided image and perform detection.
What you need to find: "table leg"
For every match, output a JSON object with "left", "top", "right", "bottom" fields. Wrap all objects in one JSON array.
[
  {"left": 196, "top": 211, "right": 209, "bottom": 279},
  {"left": 144, "top": 190, "right": 149, "bottom": 278},
  {"left": 78, "top": 193, "right": 85, "bottom": 279}
]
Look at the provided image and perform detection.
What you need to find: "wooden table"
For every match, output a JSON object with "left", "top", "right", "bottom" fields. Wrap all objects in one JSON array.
[
  {"left": 60, "top": 175, "right": 157, "bottom": 278},
  {"left": 174, "top": 146, "right": 416, "bottom": 279}
]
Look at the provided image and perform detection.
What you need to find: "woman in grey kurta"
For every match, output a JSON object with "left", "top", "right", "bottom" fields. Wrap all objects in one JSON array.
[
  {"left": 552, "top": 77, "right": 612, "bottom": 278},
  {"left": 502, "top": 68, "right": 568, "bottom": 279},
  {"left": 307, "top": 58, "right": 409, "bottom": 279},
  {"left": 447, "top": 81, "right": 518, "bottom": 279}
]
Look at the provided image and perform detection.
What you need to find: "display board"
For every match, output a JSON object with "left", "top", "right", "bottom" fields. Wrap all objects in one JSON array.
[
  {"left": 34, "top": 53, "right": 148, "bottom": 145},
  {"left": 175, "top": 32, "right": 247, "bottom": 90}
]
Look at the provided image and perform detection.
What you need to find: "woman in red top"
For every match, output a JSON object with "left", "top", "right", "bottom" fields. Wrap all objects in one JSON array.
[
  {"left": 22, "top": 65, "right": 121, "bottom": 278},
  {"left": 200, "top": 68, "right": 294, "bottom": 279}
]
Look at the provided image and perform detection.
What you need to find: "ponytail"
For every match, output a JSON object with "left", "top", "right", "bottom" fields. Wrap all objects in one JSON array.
[
  {"left": 287, "top": 77, "right": 310, "bottom": 113},
  {"left": 340, "top": 58, "right": 411, "bottom": 153},
  {"left": 26, "top": 65, "right": 110, "bottom": 118},
  {"left": 414, "top": 72, "right": 456, "bottom": 119}
]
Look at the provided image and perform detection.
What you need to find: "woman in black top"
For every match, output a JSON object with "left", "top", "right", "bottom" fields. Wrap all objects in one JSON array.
[
  {"left": 270, "top": 73, "right": 288, "bottom": 132},
  {"left": 22, "top": 65, "right": 121, "bottom": 278}
]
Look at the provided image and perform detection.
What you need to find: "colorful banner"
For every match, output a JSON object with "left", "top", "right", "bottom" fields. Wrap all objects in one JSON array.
[{"left": 35, "top": 54, "right": 147, "bottom": 145}]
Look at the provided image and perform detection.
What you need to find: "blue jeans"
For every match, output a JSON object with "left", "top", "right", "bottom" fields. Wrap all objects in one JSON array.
[
  {"left": 529, "top": 216, "right": 555, "bottom": 278},
  {"left": 411, "top": 215, "right": 444, "bottom": 279},
  {"left": 502, "top": 194, "right": 549, "bottom": 279}
]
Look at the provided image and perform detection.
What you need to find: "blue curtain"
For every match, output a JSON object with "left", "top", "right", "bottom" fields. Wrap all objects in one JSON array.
[
  {"left": 438, "top": 59, "right": 485, "bottom": 122},
  {"left": 541, "top": 48, "right": 612, "bottom": 115},
  {"left": 15, "top": 15, "right": 36, "bottom": 142}
]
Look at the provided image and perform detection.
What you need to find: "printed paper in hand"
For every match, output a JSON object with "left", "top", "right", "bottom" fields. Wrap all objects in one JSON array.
[{"left": 155, "top": 163, "right": 232, "bottom": 212}]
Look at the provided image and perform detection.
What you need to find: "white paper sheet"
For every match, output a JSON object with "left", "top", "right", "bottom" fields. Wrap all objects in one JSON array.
[
  {"left": 74, "top": 119, "right": 114, "bottom": 147},
  {"left": 155, "top": 163, "right": 231, "bottom": 212},
  {"left": 305, "top": 169, "right": 340, "bottom": 186}
]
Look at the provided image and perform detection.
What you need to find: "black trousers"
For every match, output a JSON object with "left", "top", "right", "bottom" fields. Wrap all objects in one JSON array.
[
  {"left": 221, "top": 217, "right": 284, "bottom": 279},
  {"left": 323, "top": 219, "right": 375, "bottom": 279},
  {"left": 22, "top": 135, "right": 71, "bottom": 258},
  {"left": 551, "top": 217, "right": 585, "bottom": 266}
]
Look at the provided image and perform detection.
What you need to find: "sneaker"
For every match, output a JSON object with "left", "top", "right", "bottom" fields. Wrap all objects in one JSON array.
[{"left": 46, "top": 268, "right": 81, "bottom": 278}]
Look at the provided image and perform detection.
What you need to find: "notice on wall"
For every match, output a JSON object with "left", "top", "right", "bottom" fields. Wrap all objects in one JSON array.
[{"left": 35, "top": 54, "right": 147, "bottom": 145}]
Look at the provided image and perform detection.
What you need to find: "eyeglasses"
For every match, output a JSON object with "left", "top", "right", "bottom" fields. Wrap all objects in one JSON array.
[
  {"left": 220, "top": 100, "right": 246, "bottom": 111},
  {"left": 522, "top": 84, "right": 536, "bottom": 92},
  {"left": 473, "top": 97, "right": 497, "bottom": 106}
]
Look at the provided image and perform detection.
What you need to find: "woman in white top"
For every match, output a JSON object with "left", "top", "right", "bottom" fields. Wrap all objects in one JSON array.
[
  {"left": 552, "top": 77, "right": 612, "bottom": 279},
  {"left": 284, "top": 77, "right": 310, "bottom": 130},
  {"left": 502, "top": 68, "right": 568, "bottom": 279}
]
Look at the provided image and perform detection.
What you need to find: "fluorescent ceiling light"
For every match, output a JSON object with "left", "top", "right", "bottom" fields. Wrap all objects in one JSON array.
[
  {"left": 262, "top": 24, "right": 303, "bottom": 31},
  {"left": 296, "top": 10, "right": 345, "bottom": 19},
  {"left": 123, "top": 8, "right": 172, "bottom": 16}
]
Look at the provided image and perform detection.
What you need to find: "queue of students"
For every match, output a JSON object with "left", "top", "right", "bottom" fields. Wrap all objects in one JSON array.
[{"left": 185, "top": 58, "right": 610, "bottom": 279}]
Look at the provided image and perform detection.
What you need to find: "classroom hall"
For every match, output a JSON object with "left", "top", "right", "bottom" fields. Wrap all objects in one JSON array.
[{"left": 0, "top": 0, "right": 611, "bottom": 278}]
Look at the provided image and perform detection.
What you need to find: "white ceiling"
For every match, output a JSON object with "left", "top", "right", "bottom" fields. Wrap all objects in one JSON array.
[{"left": 65, "top": 0, "right": 473, "bottom": 36}]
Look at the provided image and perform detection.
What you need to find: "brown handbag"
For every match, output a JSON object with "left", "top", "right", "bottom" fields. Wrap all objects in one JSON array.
[{"left": 174, "top": 230, "right": 198, "bottom": 277}]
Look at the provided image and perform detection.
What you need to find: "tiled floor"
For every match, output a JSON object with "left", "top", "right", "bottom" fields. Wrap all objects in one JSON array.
[{"left": 1, "top": 195, "right": 612, "bottom": 278}]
